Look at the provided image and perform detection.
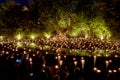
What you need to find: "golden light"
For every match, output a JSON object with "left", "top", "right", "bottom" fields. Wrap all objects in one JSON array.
[
  {"left": 97, "top": 69, "right": 101, "bottom": 73},
  {"left": 81, "top": 59, "right": 85, "bottom": 64},
  {"left": 64, "top": 55, "right": 66, "bottom": 58},
  {"left": 55, "top": 65, "right": 59, "bottom": 69},
  {"left": 85, "top": 34, "right": 88, "bottom": 39},
  {"left": 58, "top": 55, "right": 61, "bottom": 60},
  {"left": 15, "top": 34, "right": 23, "bottom": 40},
  {"left": 55, "top": 56, "right": 58, "bottom": 59},
  {"left": 81, "top": 58, "right": 85, "bottom": 72},
  {"left": 44, "top": 32, "right": 52, "bottom": 38},
  {"left": 6, "top": 51, "right": 9, "bottom": 54},
  {"left": 108, "top": 70, "right": 112, "bottom": 73},
  {"left": 33, "top": 54, "right": 35, "bottom": 57},
  {"left": 115, "top": 55, "right": 118, "bottom": 58},
  {"left": 30, "top": 62, "right": 33, "bottom": 64},
  {"left": 30, "top": 43, "right": 36, "bottom": 48},
  {"left": 105, "top": 54, "right": 109, "bottom": 57},
  {"left": 59, "top": 60, "right": 63, "bottom": 66},
  {"left": 0, "top": 36, "right": 4, "bottom": 40},
  {"left": 73, "top": 58, "right": 76, "bottom": 61},
  {"left": 2, "top": 50, "right": 5, "bottom": 54},
  {"left": 45, "top": 51, "right": 48, "bottom": 54},
  {"left": 43, "top": 64, "right": 46, "bottom": 67},
  {"left": 28, "top": 49, "right": 32, "bottom": 52},
  {"left": 23, "top": 51, "right": 27, "bottom": 54},
  {"left": 118, "top": 68, "right": 120, "bottom": 71},
  {"left": 105, "top": 60, "right": 109, "bottom": 69},
  {"left": 29, "top": 33, "right": 38, "bottom": 39},
  {"left": 74, "top": 61, "right": 77, "bottom": 66},
  {"left": 93, "top": 56, "right": 97, "bottom": 66},
  {"left": 93, "top": 67, "right": 97, "bottom": 71},
  {"left": 16, "top": 42, "right": 23, "bottom": 47},
  {"left": 109, "top": 60, "right": 112, "bottom": 63},
  {"left": 100, "top": 35, "right": 103, "bottom": 40},
  {"left": 113, "top": 70, "right": 117, "bottom": 73},
  {"left": 29, "top": 58, "right": 32, "bottom": 62}
]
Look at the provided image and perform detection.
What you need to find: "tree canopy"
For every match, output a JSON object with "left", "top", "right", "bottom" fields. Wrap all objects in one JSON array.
[{"left": 0, "top": 0, "right": 119, "bottom": 39}]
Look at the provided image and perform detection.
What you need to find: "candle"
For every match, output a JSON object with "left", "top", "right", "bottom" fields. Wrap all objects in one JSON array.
[
  {"left": 93, "top": 56, "right": 97, "bottom": 66},
  {"left": 108, "top": 70, "right": 112, "bottom": 73},
  {"left": 93, "top": 67, "right": 97, "bottom": 71},
  {"left": 74, "top": 61, "right": 77, "bottom": 66},
  {"left": 55, "top": 65, "right": 59, "bottom": 69},
  {"left": 96, "top": 69, "right": 101, "bottom": 73},
  {"left": 105, "top": 60, "right": 109, "bottom": 69},
  {"left": 113, "top": 70, "right": 117, "bottom": 73},
  {"left": 59, "top": 60, "right": 63, "bottom": 66},
  {"left": 81, "top": 59, "right": 85, "bottom": 72}
]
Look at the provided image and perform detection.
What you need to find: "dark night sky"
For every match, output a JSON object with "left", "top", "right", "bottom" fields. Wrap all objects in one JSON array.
[{"left": 0, "top": 0, "right": 38, "bottom": 5}]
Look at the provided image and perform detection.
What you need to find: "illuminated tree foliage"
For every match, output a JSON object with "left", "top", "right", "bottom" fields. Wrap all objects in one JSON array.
[{"left": 0, "top": 0, "right": 119, "bottom": 39}]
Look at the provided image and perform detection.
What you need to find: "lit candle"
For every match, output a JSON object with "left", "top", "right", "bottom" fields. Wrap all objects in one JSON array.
[
  {"left": 115, "top": 55, "right": 118, "bottom": 58},
  {"left": 55, "top": 65, "right": 59, "bottom": 69},
  {"left": 118, "top": 68, "right": 120, "bottom": 71},
  {"left": 74, "top": 61, "right": 77, "bottom": 66},
  {"left": 81, "top": 59, "right": 85, "bottom": 72},
  {"left": 109, "top": 60, "right": 112, "bottom": 63},
  {"left": 33, "top": 54, "right": 35, "bottom": 57},
  {"left": 105, "top": 60, "right": 109, "bottom": 69},
  {"left": 6, "top": 51, "right": 9, "bottom": 54},
  {"left": 45, "top": 51, "right": 48, "bottom": 54},
  {"left": 64, "top": 55, "right": 66, "bottom": 58},
  {"left": 59, "top": 60, "right": 63, "bottom": 66},
  {"left": 73, "top": 58, "right": 76, "bottom": 61},
  {"left": 113, "top": 70, "right": 117, "bottom": 73},
  {"left": 96, "top": 69, "right": 101, "bottom": 73},
  {"left": 58, "top": 55, "right": 61, "bottom": 60},
  {"left": 55, "top": 56, "right": 58, "bottom": 59},
  {"left": 29, "top": 58, "right": 32, "bottom": 62},
  {"left": 43, "top": 64, "right": 46, "bottom": 67},
  {"left": 108, "top": 70, "right": 112, "bottom": 73},
  {"left": 93, "top": 56, "right": 97, "bottom": 66},
  {"left": 93, "top": 67, "right": 97, "bottom": 71}
]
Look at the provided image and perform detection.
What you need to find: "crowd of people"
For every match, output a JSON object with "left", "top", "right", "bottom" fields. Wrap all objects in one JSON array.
[
  {"left": 1, "top": 37, "right": 120, "bottom": 56},
  {"left": 0, "top": 38, "right": 120, "bottom": 80}
]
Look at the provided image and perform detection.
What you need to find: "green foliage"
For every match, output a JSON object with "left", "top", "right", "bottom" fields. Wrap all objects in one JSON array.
[{"left": 0, "top": 0, "right": 115, "bottom": 39}]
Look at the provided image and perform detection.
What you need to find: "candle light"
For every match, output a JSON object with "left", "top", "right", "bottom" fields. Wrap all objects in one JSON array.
[
  {"left": 29, "top": 58, "right": 32, "bottom": 62},
  {"left": 108, "top": 70, "right": 112, "bottom": 73},
  {"left": 55, "top": 56, "right": 58, "bottom": 59},
  {"left": 113, "top": 70, "right": 117, "bottom": 73},
  {"left": 64, "top": 55, "right": 66, "bottom": 58},
  {"left": 93, "top": 67, "right": 97, "bottom": 71},
  {"left": 33, "top": 54, "right": 35, "bottom": 57},
  {"left": 43, "top": 64, "right": 46, "bottom": 67},
  {"left": 6, "top": 51, "right": 9, "bottom": 54},
  {"left": 93, "top": 56, "right": 97, "bottom": 66},
  {"left": 59, "top": 60, "right": 63, "bottom": 66},
  {"left": 58, "top": 55, "right": 61, "bottom": 60},
  {"left": 118, "top": 68, "right": 120, "bottom": 71},
  {"left": 45, "top": 51, "right": 48, "bottom": 54},
  {"left": 115, "top": 55, "right": 118, "bottom": 58},
  {"left": 105, "top": 60, "right": 109, "bottom": 69},
  {"left": 81, "top": 58, "right": 85, "bottom": 72},
  {"left": 96, "top": 69, "right": 101, "bottom": 73},
  {"left": 74, "top": 61, "right": 77, "bottom": 66},
  {"left": 55, "top": 65, "right": 59, "bottom": 69},
  {"left": 109, "top": 60, "right": 112, "bottom": 63},
  {"left": 73, "top": 57, "right": 76, "bottom": 61}
]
